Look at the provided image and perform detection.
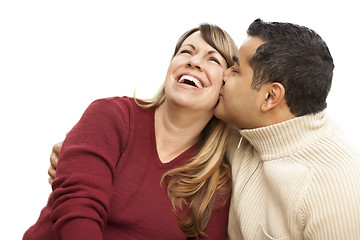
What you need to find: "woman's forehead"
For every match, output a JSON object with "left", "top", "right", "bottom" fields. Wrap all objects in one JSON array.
[{"left": 181, "top": 32, "right": 218, "bottom": 53}]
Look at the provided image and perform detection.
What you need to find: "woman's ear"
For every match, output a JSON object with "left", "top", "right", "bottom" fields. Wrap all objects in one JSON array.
[{"left": 261, "top": 82, "right": 286, "bottom": 112}]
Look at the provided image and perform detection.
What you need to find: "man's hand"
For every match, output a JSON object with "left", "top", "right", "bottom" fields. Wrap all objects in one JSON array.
[{"left": 48, "top": 141, "right": 63, "bottom": 185}]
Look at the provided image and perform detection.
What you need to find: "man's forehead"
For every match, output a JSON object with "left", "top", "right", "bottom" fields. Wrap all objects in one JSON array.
[
  {"left": 240, "top": 36, "right": 265, "bottom": 54},
  {"left": 236, "top": 37, "right": 265, "bottom": 65}
]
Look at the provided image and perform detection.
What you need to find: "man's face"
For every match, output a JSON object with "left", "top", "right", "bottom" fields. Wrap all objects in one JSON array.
[{"left": 214, "top": 36, "right": 266, "bottom": 129}]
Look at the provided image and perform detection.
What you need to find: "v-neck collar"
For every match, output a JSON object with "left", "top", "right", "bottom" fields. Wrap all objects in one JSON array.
[{"left": 149, "top": 108, "right": 200, "bottom": 169}]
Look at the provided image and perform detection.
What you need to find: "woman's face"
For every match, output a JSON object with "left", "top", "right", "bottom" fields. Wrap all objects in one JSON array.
[{"left": 164, "top": 31, "right": 227, "bottom": 113}]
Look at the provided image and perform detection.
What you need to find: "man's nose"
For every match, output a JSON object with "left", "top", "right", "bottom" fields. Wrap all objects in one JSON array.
[{"left": 223, "top": 67, "right": 231, "bottom": 83}]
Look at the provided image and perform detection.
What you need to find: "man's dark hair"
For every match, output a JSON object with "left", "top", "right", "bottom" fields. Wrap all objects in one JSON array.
[{"left": 247, "top": 18, "right": 334, "bottom": 116}]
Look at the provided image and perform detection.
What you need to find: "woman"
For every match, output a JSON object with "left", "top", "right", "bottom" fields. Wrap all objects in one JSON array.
[{"left": 23, "top": 24, "right": 238, "bottom": 239}]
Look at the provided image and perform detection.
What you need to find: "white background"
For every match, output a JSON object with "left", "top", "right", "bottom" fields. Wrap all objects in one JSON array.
[{"left": 1, "top": 0, "right": 359, "bottom": 239}]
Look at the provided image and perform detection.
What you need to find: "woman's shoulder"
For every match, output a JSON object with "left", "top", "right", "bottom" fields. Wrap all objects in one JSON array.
[
  {"left": 93, "top": 96, "right": 152, "bottom": 111},
  {"left": 86, "top": 96, "right": 154, "bottom": 128},
  {"left": 87, "top": 96, "right": 137, "bottom": 116},
  {"left": 92, "top": 96, "right": 134, "bottom": 107}
]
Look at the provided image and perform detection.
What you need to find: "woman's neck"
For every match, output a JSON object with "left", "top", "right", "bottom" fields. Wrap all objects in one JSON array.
[{"left": 154, "top": 101, "right": 213, "bottom": 163}]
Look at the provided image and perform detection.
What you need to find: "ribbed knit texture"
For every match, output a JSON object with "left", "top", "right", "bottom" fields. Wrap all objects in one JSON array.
[{"left": 227, "top": 111, "right": 360, "bottom": 239}]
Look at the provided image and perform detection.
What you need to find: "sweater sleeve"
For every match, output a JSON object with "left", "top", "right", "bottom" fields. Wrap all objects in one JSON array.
[{"left": 50, "top": 98, "right": 130, "bottom": 240}]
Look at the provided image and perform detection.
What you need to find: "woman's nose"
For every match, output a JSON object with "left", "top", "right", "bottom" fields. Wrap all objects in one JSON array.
[{"left": 187, "top": 55, "right": 203, "bottom": 71}]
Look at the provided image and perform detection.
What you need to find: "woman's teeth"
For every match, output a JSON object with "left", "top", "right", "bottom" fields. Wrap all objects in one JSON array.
[{"left": 178, "top": 75, "right": 203, "bottom": 88}]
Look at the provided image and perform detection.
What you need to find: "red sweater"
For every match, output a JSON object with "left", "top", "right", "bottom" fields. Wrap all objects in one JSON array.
[{"left": 23, "top": 97, "right": 229, "bottom": 240}]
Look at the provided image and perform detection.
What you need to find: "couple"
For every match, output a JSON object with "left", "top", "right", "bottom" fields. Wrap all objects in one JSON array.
[{"left": 24, "top": 19, "right": 360, "bottom": 239}]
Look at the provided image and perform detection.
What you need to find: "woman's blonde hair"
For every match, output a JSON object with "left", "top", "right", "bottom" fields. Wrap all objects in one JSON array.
[{"left": 135, "top": 24, "right": 238, "bottom": 237}]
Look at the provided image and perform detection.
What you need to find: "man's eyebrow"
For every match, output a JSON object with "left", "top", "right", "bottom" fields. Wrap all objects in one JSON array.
[{"left": 232, "top": 56, "right": 239, "bottom": 64}]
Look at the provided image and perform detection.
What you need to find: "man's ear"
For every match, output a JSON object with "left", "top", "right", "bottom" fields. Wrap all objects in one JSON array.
[{"left": 261, "top": 82, "right": 285, "bottom": 112}]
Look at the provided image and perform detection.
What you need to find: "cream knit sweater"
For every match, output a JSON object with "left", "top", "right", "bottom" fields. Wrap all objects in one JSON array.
[{"left": 227, "top": 111, "right": 360, "bottom": 240}]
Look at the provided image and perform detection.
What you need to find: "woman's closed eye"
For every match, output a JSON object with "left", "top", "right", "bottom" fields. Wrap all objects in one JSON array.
[
  {"left": 209, "top": 57, "right": 221, "bottom": 65},
  {"left": 180, "top": 49, "right": 193, "bottom": 55}
]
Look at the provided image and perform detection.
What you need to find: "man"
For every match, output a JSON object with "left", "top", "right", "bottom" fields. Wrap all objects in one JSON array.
[{"left": 214, "top": 19, "right": 360, "bottom": 239}]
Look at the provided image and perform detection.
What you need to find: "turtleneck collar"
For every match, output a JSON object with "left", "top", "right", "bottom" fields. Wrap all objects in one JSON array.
[{"left": 239, "top": 111, "right": 330, "bottom": 161}]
